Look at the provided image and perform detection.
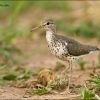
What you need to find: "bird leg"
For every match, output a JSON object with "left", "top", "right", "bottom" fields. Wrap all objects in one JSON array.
[
  {"left": 67, "top": 60, "right": 72, "bottom": 93},
  {"left": 62, "top": 62, "right": 70, "bottom": 75},
  {"left": 60, "top": 60, "right": 73, "bottom": 95}
]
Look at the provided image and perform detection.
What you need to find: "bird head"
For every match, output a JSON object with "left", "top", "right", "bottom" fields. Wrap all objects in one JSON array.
[{"left": 31, "top": 19, "right": 56, "bottom": 33}]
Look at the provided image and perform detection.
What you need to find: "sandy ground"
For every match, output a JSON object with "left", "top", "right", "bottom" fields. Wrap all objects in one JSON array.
[
  {"left": 0, "top": 68, "right": 98, "bottom": 99},
  {"left": 0, "top": 36, "right": 99, "bottom": 99}
]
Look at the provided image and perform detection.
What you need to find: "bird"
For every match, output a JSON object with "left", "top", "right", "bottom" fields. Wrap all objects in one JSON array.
[{"left": 31, "top": 19, "right": 100, "bottom": 93}]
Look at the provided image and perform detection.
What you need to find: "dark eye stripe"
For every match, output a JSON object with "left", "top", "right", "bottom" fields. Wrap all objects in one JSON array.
[{"left": 51, "top": 22, "right": 54, "bottom": 24}]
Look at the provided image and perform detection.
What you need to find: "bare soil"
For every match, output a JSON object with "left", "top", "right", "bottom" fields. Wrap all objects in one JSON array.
[{"left": 0, "top": 37, "right": 100, "bottom": 99}]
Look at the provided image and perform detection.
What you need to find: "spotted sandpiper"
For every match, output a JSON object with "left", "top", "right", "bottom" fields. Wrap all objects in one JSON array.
[{"left": 31, "top": 19, "right": 100, "bottom": 93}]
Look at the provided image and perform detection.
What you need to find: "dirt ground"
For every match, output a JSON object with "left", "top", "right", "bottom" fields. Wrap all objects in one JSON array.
[
  {"left": 0, "top": 4, "right": 100, "bottom": 99},
  {"left": 0, "top": 36, "right": 100, "bottom": 99}
]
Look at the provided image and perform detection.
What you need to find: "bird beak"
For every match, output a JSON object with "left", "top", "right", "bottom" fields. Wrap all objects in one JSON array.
[
  {"left": 31, "top": 23, "right": 46, "bottom": 32},
  {"left": 31, "top": 25, "right": 42, "bottom": 32}
]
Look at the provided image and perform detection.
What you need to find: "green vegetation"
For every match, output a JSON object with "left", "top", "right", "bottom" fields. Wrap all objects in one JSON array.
[
  {"left": 77, "top": 58, "right": 86, "bottom": 70},
  {"left": 80, "top": 87, "right": 95, "bottom": 100},
  {"left": 0, "top": 1, "right": 26, "bottom": 65},
  {"left": 56, "top": 20, "right": 100, "bottom": 39},
  {"left": 0, "top": 66, "right": 33, "bottom": 84},
  {"left": 32, "top": 85, "right": 51, "bottom": 95},
  {"left": 32, "top": 1, "right": 70, "bottom": 11},
  {"left": 32, "top": 78, "right": 67, "bottom": 95},
  {"left": 54, "top": 62, "right": 65, "bottom": 71},
  {"left": 0, "top": 1, "right": 99, "bottom": 99},
  {"left": 80, "top": 73, "right": 100, "bottom": 100},
  {"left": 87, "top": 74, "right": 100, "bottom": 92}
]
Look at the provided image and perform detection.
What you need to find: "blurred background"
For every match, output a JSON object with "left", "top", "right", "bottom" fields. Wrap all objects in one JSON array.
[
  {"left": 0, "top": 1, "right": 100, "bottom": 99},
  {"left": 0, "top": 1, "right": 100, "bottom": 68}
]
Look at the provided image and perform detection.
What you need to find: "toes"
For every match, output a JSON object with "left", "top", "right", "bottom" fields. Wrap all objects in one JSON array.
[{"left": 60, "top": 90, "right": 71, "bottom": 95}]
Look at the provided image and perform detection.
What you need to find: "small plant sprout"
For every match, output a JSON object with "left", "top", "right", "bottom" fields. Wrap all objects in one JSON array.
[
  {"left": 77, "top": 58, "right": 86, "bottom": 70},
  {"left": 32, "top": 84, "right": 51, "bottom": 95},
  {"left": 80, "top": 73, "right": 100, "bottom": 99},
  {"left": 80, "top": 87, "right": 95, "bottom": 100},
  {"left": 54, "top": 62, "right": 65, "bottom": 71}
]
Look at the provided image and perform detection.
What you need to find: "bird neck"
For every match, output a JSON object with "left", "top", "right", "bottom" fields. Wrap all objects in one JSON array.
[{"left": 46, "top": 30, "right": 55, "bottom": 43}]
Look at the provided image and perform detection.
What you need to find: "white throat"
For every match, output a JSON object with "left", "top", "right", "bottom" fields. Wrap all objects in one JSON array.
[{"left": 46, "top": 31, "right": 53, "bottom": 43}]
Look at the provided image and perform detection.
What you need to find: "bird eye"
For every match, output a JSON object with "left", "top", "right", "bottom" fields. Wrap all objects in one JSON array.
[{"left": 47, "top": 22, "right": 50, "bottom": 25}]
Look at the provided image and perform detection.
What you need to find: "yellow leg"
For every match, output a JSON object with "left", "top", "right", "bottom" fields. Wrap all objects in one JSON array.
[
  {"left": 62, "top": 61, "right": 70, "bottom": 76},
  {"left": 60, "top": 60, "right": 73, "bottom": 95},
  {"left": 67, "top": 60, "right": 72, "bottom": 93}
]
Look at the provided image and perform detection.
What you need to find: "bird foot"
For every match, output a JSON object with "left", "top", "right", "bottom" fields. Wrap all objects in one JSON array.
[
  {"left": 51, "top": 90, "right": 59, "bottom": 94},
  {"left": 60, "top": 88, "right": 71, "bottom": 95}
]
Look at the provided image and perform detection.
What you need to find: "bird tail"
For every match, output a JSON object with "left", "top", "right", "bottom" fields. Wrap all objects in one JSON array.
[{"left": 89, "top": 46, "right": 100, "bottom": 52}]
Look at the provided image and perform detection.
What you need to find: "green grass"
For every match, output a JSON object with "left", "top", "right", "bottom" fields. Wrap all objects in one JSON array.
[
  {"left": 0, "top": 43, "right": 21, "bottom": 65},
  {"left": 32, "top": 85, "right": 51, "bottom": 95},
  {"left": 77, "top": 58, "right": 86, "bottom": 70},
  {"left": 79, "top": 73, "right": 100, "bottom": 100},
  {"left": 87, "top": 74, "right": 100, "bottom": 90},
  {"left": 0, "top": 66, "right": 33, "bottom": 84},
  {"left": 31, "top": 78, "right": 67, "bottom": 95},
  {"left": 0, "top": 1, "right": 26, "bottom": 65},
  {"left": 31, "top": 1, "right": 70, "bottom": 12},
  {"left": 80, "top": 87, "right": 95, "bottom": 100},
  {"left": 54, "top": 62, "right": 65, "bottom": 71},
  {"left": 56, "top": 19, "right": 100, "bottom": 39}
]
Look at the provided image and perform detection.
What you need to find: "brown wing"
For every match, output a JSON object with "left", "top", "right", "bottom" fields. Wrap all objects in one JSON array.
[
  {"left": 67, "top": 43, "right": 100, "bottom": 56},
  {"left": 66, "top": 44, "right": 90, "bottom": 56},
  {"left": 56, "top": 34, "right": 100, "bottom": 56}
]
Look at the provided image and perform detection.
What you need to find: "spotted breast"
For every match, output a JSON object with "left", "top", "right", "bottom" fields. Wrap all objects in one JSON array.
[{"left": 46, "top": 31, "right": 69, "bottom": 61}]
